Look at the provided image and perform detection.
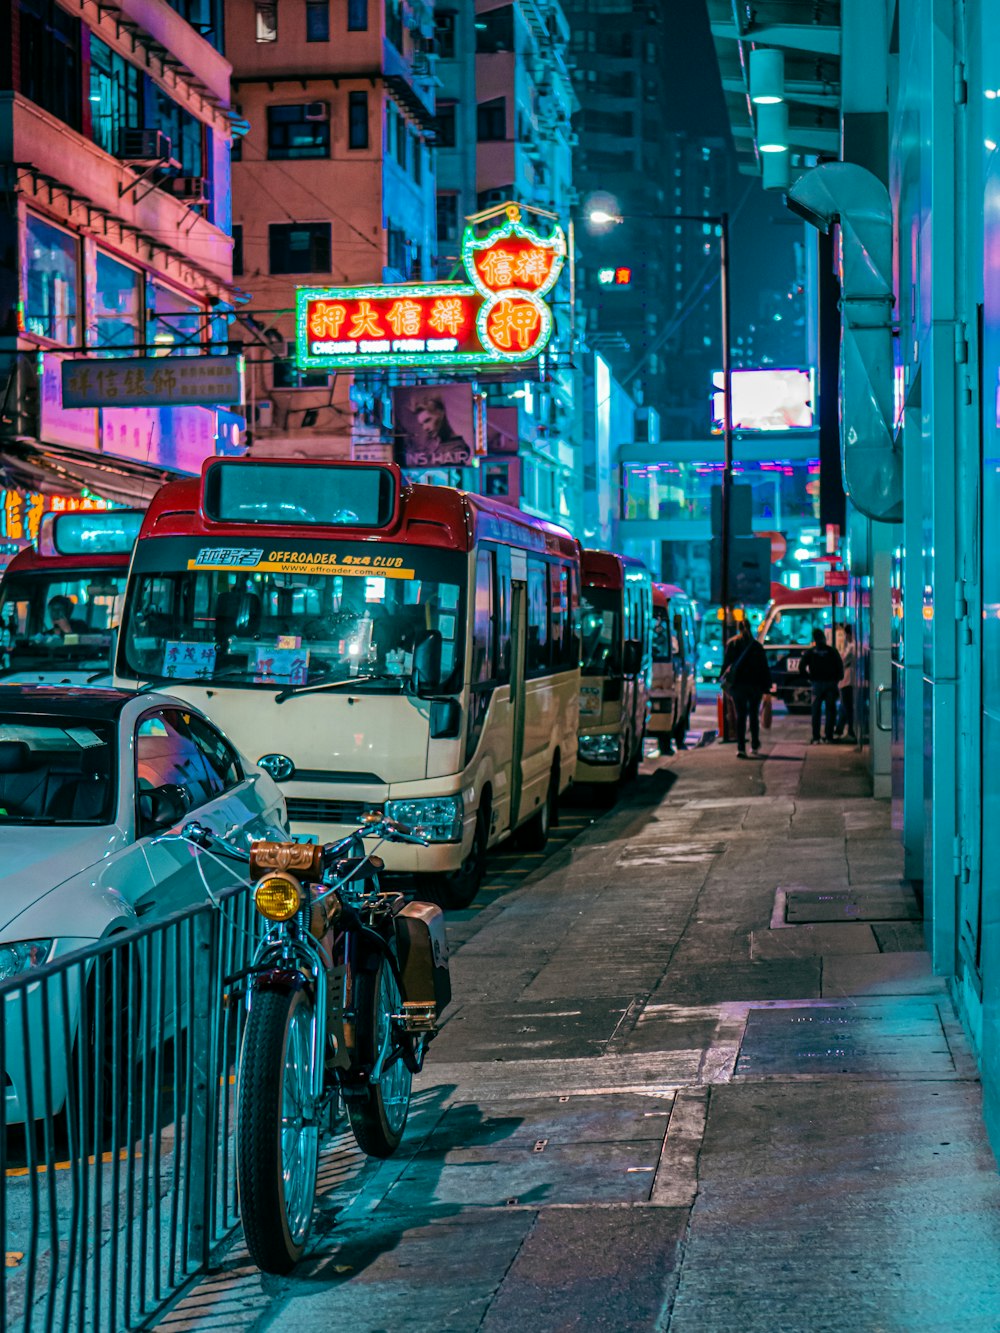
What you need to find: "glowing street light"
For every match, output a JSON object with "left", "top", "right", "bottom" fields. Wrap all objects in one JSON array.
[{"left": 588, "top": 208, "right": 623, "bottom": 226}]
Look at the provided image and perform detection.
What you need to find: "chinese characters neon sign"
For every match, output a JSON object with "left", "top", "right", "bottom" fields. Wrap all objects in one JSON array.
[{"left": 296, "top": 204, "right": 566, "bottom": 371}]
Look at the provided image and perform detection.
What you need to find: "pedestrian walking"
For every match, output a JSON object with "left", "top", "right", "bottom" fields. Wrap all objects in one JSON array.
[
  {"left": 719, "top": 621, "right": 773, "bottom": 759},
  {"left": 800, "top": 627, "right": 843, "bottom": 744},
  {"left": 835, "top": 624, "right": 857, "bottom": 742}
]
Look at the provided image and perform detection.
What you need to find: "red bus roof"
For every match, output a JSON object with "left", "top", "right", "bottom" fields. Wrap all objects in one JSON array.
[
  {"left": 652, "top": 581, "right": 691, "bottom": 608},
  {"left": 768, "top": 581, "right": 833, "bottom": 607},
  {"left": 581, "top": 548, "right": 650, "bottom": 589},
  {"left": 138, "top": 461, "right": 580, "bottom": 562},
  {"left": 1, "top": 547, "right": 132, "bottom": 576}
]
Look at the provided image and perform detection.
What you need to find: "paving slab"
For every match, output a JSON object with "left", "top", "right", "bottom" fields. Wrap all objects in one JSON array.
[
  {"left": 750, "top": 921, "right": 880, "bottom": 958},
  {"left": 785, "top": 885, "right": 920, "bottom": 923},
  {"left": 431, "top": 997, "right": 635, "bottom": 1061},
  {"left": 734, "top": 1000, "right": 956, "bottom": 1077},
  {"left": 822, "top": 950, "right": 950, "bottom": 997}
]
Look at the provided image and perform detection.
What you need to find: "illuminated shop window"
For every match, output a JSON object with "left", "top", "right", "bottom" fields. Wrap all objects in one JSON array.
[{"left": 24, "top": 214, "right": 79, "bottom": 345}]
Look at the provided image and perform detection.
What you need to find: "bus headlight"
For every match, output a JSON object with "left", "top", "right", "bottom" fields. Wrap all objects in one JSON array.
[
  {"left": 384, "top": 796, "right": 463, "bottom": 842},
  {"left": 254, "top": 873, "right": 304, "bottom": 922},
  {"left": 579, "top": 733, "right": 622, "bottom": 764}
]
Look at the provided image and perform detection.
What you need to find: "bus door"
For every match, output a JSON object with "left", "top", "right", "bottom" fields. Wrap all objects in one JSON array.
[{"left": 508, "top": 559, "right": 528, "bottom": 827}]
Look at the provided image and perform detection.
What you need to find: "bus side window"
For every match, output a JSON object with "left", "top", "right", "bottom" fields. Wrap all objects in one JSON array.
[
  {"left": 472, "top": 549, "right": 496, "bottom": 685},
  {"left": 495, "top": 548, "right": 511, "bottom": 683},
  {"left": 549, "top": 561, "right": 571, "bottom": 668},
  {"left": 526, "top": 558, "right": 549, "bottom": 676}
]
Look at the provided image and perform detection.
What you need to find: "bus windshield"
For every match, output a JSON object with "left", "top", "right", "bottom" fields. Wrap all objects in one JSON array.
[
  {"left": 580, "top": 586, "right": 621, "bottom": 676},
  {"left": 120, "top": 537, "right": 466, "bottom": 692},
  {"left": 652, "top": 606, "right": 676, "bottom": 663},
  {"left": 762, "top": 606, "right": 832, "bottom": 647},
  {"left": 0, "top": 571, "right": 126, "bottom": 677}
]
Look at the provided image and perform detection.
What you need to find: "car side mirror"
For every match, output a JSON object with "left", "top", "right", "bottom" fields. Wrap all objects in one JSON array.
[
  {"left": 138, "top": 782, "right": 192, "bottom": 836},
  {"left": 622, "top": 638, "right": 642, "bottom": 676},
  {"left": 411, "top": 631, "right": 442, "bottom": 695}
]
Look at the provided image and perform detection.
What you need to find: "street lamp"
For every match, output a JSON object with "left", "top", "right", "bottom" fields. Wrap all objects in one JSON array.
[{"left": 588, "top": 207, "right": 737, "bottom": 671}]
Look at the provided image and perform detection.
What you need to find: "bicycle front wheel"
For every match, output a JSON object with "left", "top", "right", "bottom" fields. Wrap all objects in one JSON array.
[{"left": 237, "top": 986, "right": 319, "bottom": 1273}]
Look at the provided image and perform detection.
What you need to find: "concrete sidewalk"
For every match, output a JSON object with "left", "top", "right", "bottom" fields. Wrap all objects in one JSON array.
[{"left": 161, "top": 707, "right": 1000, "bottom": 1333}]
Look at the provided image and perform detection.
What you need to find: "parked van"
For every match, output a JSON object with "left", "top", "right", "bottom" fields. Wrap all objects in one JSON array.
[
  {"left": 649, "top": 583, "right": 699, "bottom": 747},
  {"left": 757, "top": 583, "right": 838, "bottom": 712}
]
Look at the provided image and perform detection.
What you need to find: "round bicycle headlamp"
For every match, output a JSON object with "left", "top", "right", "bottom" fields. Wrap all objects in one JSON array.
[{"left": 254, "top": 873, "right": 304, "bottom": 922}]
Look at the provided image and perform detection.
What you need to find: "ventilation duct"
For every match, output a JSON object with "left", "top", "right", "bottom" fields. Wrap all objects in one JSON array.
[{"left": 786, "top": 162, "right": 901, "bottom": 523}]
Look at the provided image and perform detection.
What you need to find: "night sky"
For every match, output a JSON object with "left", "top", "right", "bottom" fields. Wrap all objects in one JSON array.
[{"left": 666, "top": 3, "right": 806, "bottom": 366}]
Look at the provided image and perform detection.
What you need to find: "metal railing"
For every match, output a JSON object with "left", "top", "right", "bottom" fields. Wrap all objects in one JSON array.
[{"left": 1, "top": 885, "right": 262, "bottom": 1332}]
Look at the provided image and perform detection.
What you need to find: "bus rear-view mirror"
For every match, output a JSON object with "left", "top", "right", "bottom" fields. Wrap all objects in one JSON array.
[
  {"left": 412, "top": 631, "right": 442, "bottom": 694},
  {"left": 623, "top": 638, "right": 642, "bottom": 676}
]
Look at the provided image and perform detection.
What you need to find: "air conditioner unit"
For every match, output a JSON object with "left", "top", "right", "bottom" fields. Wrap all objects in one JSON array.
[
  {"left": 255, "top": 401, "right": 274, "bottom": 428},
  {"left": 165, "top": 176, "right": 211, "bottom": 204},
  {"left": 304, "top": 101, "right": 329, "bottom": 122},
  {"left": 120, "top": 128, "right": 173, "bottom": 165}
]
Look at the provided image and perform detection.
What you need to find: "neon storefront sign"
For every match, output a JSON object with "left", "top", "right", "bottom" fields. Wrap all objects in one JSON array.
[{"left": 295, "top": 204, "right": 566, "bottom": 371}]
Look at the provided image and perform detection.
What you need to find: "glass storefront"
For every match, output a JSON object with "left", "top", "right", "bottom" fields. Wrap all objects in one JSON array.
[{"left": 621, "top": 459, "right": 820, "bottom": 526}]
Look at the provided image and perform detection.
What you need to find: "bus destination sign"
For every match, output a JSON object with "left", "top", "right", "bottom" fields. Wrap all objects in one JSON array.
[{"left": 296, "top": 204, "right": 566, "bottom": 371}]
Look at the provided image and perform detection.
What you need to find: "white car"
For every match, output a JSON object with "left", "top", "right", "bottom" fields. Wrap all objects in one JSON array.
[{"left": 0, "top": 685, "right": 288, "bottom": 1125}]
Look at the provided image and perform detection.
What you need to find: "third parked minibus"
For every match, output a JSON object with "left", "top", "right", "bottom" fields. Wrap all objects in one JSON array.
[
  {"left": 115, "top": 459, "right": 580, "bottom": 906},
  {"left": 575, "top": 550, "right": 652, "bottom": 789},
  {"left": 649, "top": 582, "right": 699, "bottom": 748}
]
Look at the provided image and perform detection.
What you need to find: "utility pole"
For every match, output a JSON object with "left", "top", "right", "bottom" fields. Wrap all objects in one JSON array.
[{"left": 718, "top": 211, "right": 734, "bottom": 741}]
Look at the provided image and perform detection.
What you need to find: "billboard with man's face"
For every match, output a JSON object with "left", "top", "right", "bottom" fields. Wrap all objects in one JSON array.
[{"left": 393, "top": 384, "right": 475, "bottom": 469}]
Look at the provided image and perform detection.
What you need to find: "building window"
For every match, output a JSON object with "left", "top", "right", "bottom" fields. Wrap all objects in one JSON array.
[
  {"left": 148, "top": 281, "right": 202, "bottom": 356},
  {"left": 434, "top": 101, "right": 456, "bottom": 147},
  {"left": 269, "top": 223, "right": 331, "bottom": 274},
  {"left": 89, "top": 38, "right": 141, "bottom": 156},
  {"left": 273, "top": 341, "right": 329, "bottom": 388},
  {"left": 267, "top": 104, "right": 330, "bottom": 159},
  {"left": 93, "top": 251, "right": 143, "bottom": 352},
  {"left": 436, "top": 193, "right": 458, "bottom": 244},
  {"left": 305, "top": 0, "right": 329, "bottom": 40},
  {"left": 393, "top": 111, "right": 408, "bottom": 169},
  {"left": 475, "top": 4, "right": 513, "bottom": 53},
  {"left": 412, "top": 135, "right": 422, "bottom": 183},
  {"left": 149, "top": 84, "right": 205, "bottom": 178},
  {"left": 348, "top": 91, "right": 369, "bottom": 149},
  {"left": 435, "top": 10, "right": 455, "bottom": 57},
  {"left": 20, "top": 0, "right": 81, "bottom": 130},
  {"left": 347, "top": 0, "right": 367, "bottom": 29},
  {"left": 476, "top": 186, "right": 511, "bottom": 211},
  {"left": 386, "top": 226, "right": 410, "bottom": 277},
  {"left": 232, "top": 224, "right": 244, "bottom": 276},
  {"left": 476, "top": 97, "right": 506, "bottom": 142},
  {"left": 255, "top": 0, "right": 277, "bottom": 40},
  {"left": 385, "top": 0, "right": 402, "bottom": 49},
  {"left": 24, "top": 214, "right": 79, "bottom": 345}
]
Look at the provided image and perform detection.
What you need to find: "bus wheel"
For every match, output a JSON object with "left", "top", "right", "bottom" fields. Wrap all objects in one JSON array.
[
  {"left": 435, "top": 802, "right": 488, "bottom": 909},
  {"left": 520, "top": 764, "right": 557, "bottom": 852}
]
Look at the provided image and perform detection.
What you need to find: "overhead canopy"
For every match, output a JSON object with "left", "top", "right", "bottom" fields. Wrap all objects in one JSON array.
[{"left": 706, "top": 0, "right": 842, "bottom": 176}]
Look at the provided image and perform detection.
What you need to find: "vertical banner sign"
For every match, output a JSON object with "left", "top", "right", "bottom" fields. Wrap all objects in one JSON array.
[{"left": 296, "top": 204, "right": 566, "bottom": 371}]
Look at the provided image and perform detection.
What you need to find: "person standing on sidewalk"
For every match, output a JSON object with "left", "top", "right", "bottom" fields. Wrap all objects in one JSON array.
[
  {"left": 800, "top": 627, "right": 843, "bottom": 744},
  {"left": 719, "top": 621, "right": 773, "bottom": 759},
  {"left": 835, "top": 624, "right": 857, "bottom": 742}
]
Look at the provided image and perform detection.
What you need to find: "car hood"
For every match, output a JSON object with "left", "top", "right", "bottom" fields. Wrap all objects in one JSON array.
[{"left": 0, "top": 824, "right": 127, "bottom": 935}]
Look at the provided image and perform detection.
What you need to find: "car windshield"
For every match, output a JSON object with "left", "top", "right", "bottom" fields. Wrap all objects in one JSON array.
[
  {"left": 0, "top": 571, "right": 126, "bottom": 676},
  {"left": 580, "top": 586, "right": 621, "bottom": 676},
  {"left": 120, "top": 538, "right": 466, "bottom": 692},
  {"left": 652, "top": 606, "right": 676, "bottom": 663},
  {"left": 762, "top": 607, "right": 832, "bottom": 647},
  {"left": 0, "top": 714, "right": 116, "bottom": 824}
]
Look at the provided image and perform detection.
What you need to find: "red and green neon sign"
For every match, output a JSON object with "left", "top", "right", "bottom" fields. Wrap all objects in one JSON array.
[{"left": 295, "top": 204, "right": 566, "bottom": 371}]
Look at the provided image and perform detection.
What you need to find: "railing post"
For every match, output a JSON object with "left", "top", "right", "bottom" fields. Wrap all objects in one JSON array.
[{"left": 186, "top": 908, "right": 220, "bottom": 1270}]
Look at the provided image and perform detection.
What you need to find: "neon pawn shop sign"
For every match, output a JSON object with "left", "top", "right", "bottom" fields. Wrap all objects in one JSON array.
[{"left": 296, "top": 204, "right": 566, "bottom": 371}]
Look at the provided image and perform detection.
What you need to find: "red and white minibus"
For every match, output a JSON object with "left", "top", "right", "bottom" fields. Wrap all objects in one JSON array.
[
  {"left": 649, "top": 583, "right": 700, "bottom": 748},
  {"left": 575, "top": 550, "right": 652, "bottom": 789},
  {"left": 115, "top": 459, "right": 581, "bottom": 906},
  {"left": 0, "top": 510, "right": 143, "bottom": 684}
]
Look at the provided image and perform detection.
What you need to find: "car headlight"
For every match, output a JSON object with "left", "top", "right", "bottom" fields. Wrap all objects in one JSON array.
[
  {"left": 0, "top": 940, "right": 53, "bottom": 982},
  {"left": 384, "top": 795, "right": 463, "bottom": 842},
  {"left": 579, "top": 733, "right": 622, "bottom": 764}
]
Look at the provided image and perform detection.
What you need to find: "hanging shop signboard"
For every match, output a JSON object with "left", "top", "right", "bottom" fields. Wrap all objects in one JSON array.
[
  {"left": 296, "top": 204, "right": 566, "bottom": 371},
  {"left": 61, "top": 355, "right": 244, "bottom": 409}
]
